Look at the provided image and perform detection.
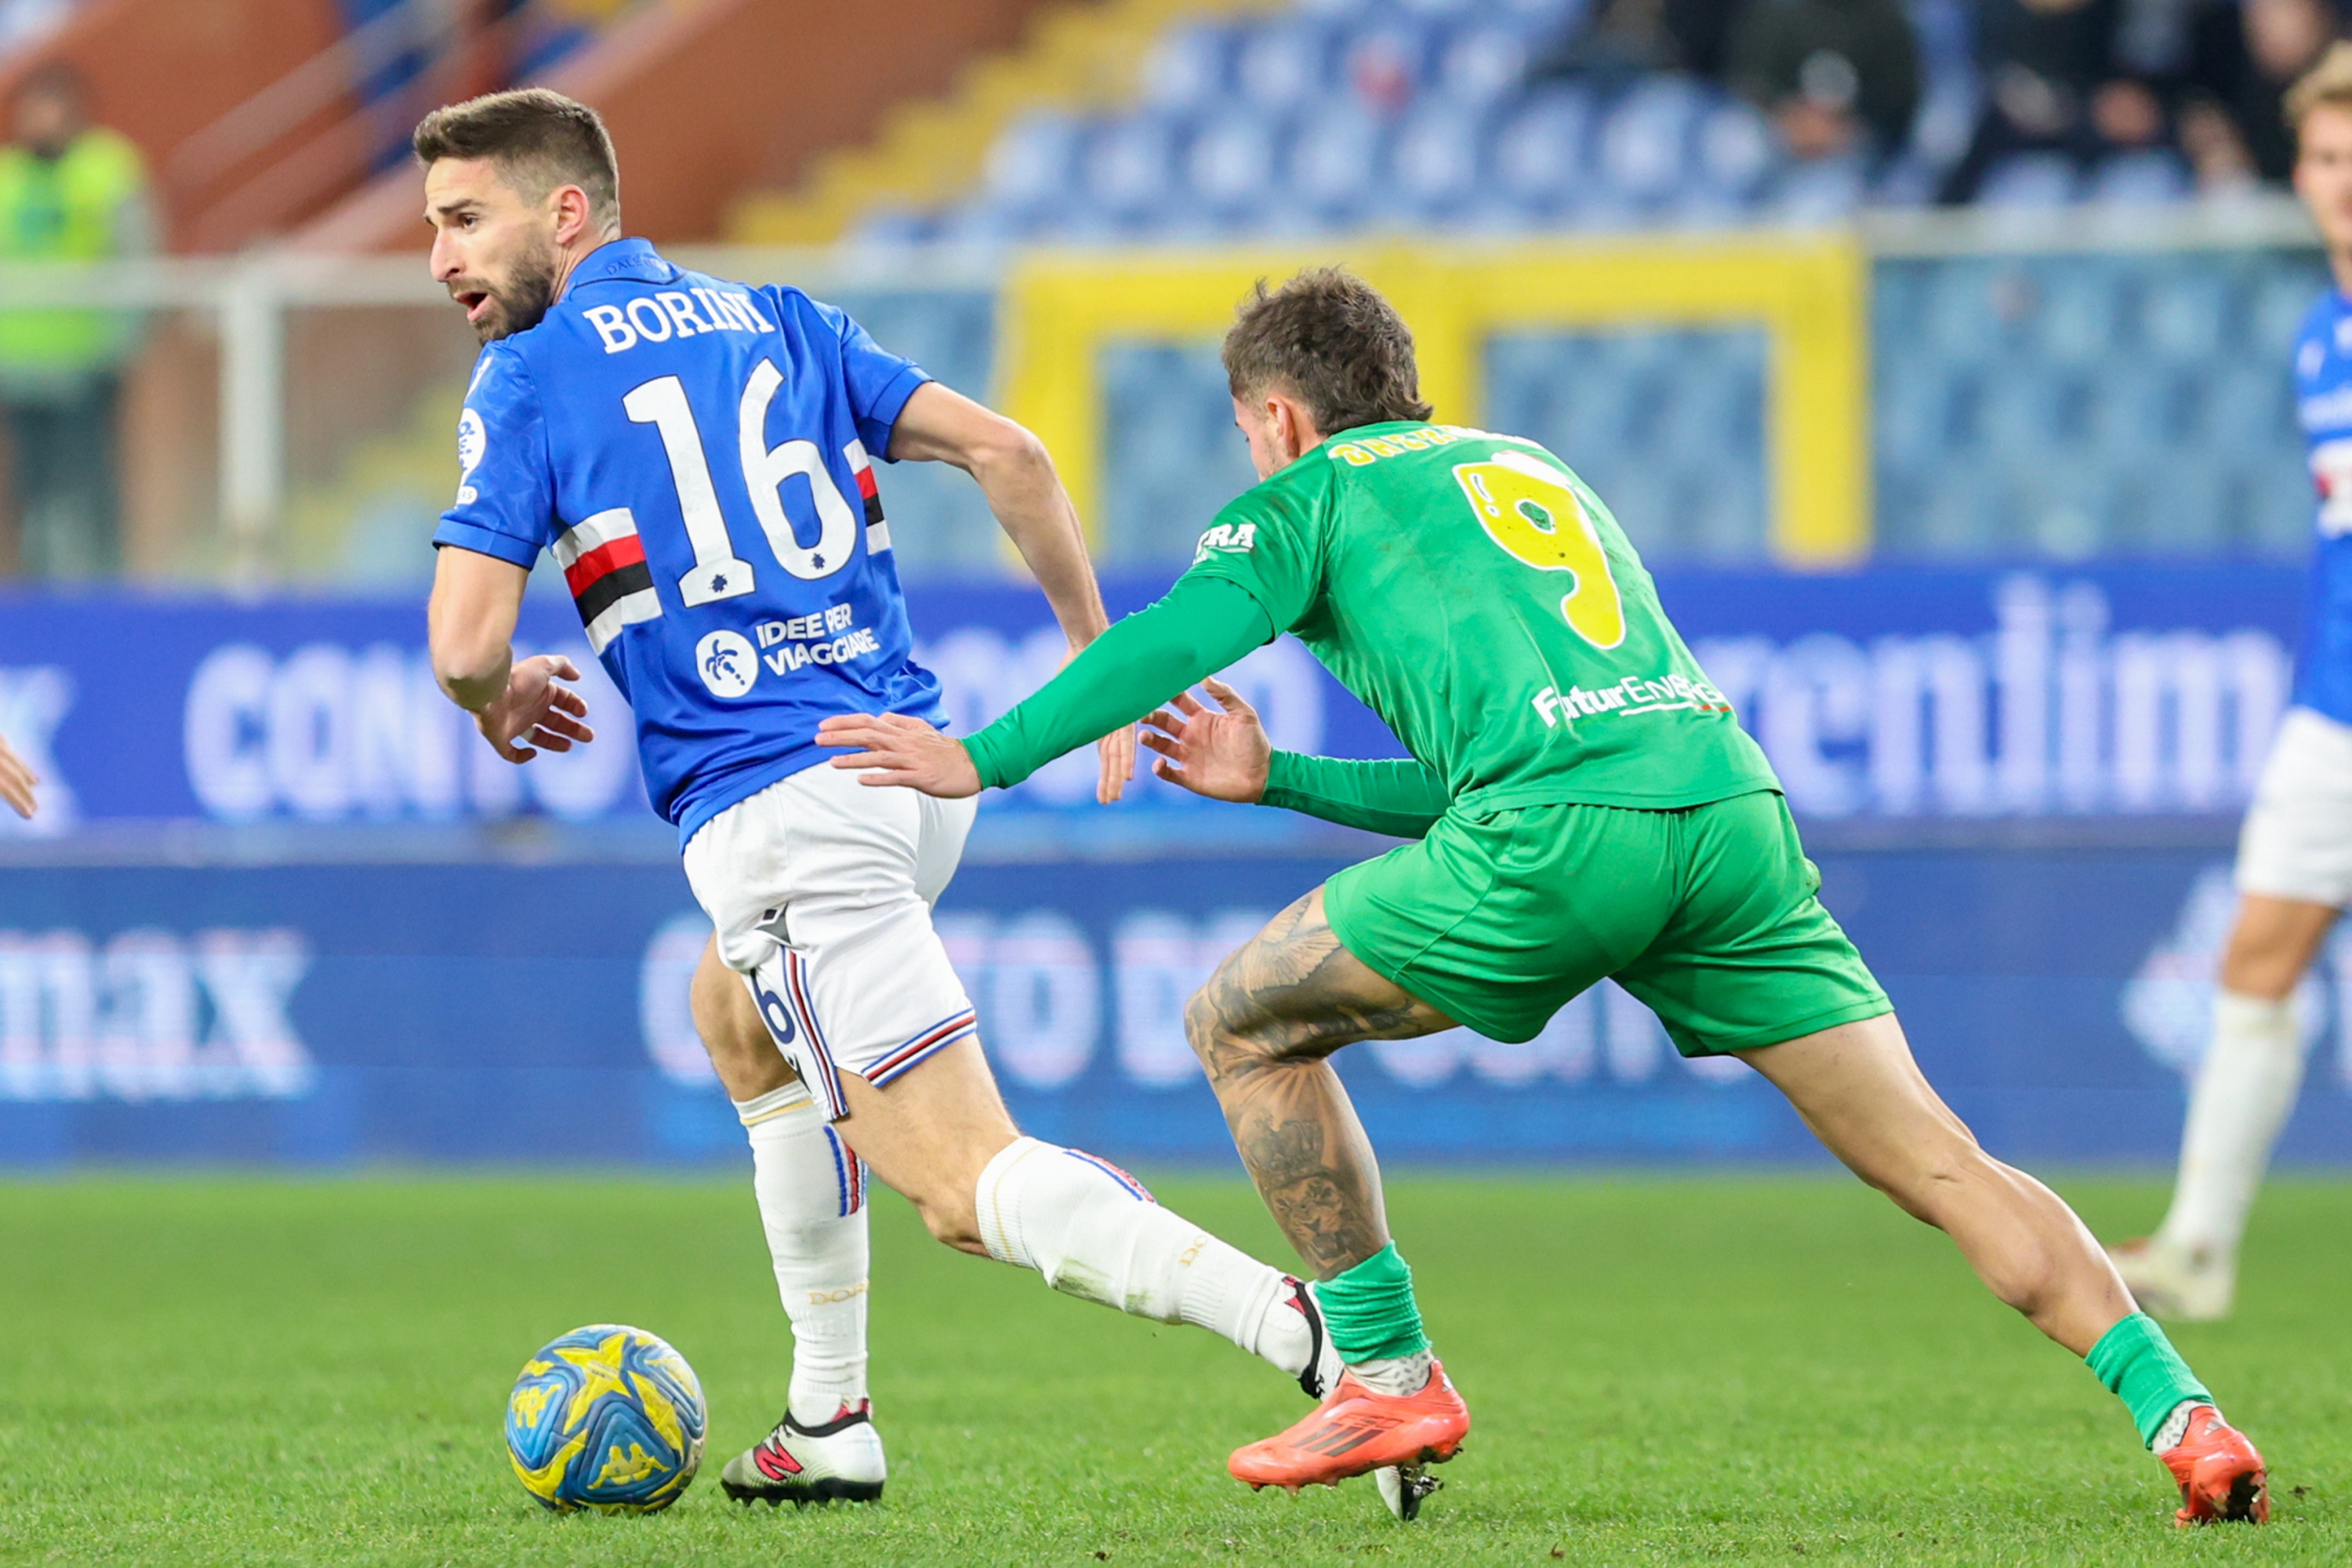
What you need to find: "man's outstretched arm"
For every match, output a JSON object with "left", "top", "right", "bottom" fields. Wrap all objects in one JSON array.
[
  {"left": 1259, "top": 753, "right": 1450, "bottom": 838},
  {"left": 1135, "top": 682, "right": 1450, "bottom": 837},
  {"left": 887, "top": 380, "right": 1132, "bottom": 802},
  {"left": 816, "top": 575, "right": 1272, "bottom": 795}
]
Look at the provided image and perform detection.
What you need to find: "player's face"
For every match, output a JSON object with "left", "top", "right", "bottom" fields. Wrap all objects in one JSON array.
[
  {"left": 424, "top": 157, "right": 561, "bottom": 344},
  {"left": 2294, "top": 105, "right": 2352, "bottom": 254},
  {"left": 1232, "top": 395, "right": 1282, "bottom": 479}
]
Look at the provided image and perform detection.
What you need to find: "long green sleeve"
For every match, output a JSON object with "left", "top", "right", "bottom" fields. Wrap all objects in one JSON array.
[
  {"left": 964, "top": 575, "right": 1273, "bottom": 789},
  {"left": 1261, "top": 750, "right": 1452, "bottom": 838}
]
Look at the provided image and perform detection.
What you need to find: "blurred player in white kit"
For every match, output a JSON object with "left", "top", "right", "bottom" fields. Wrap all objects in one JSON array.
[{"left": 2110, "top": 43, "right": 2352, "bottom": 1319}]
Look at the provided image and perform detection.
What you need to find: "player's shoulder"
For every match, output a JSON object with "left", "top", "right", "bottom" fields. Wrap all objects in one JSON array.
[{"left": 461, "top": 338, "right": 539, "bottom": 416}]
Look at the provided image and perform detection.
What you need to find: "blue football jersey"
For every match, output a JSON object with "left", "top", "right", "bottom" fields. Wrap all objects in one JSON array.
[
  {"left": 2293, "top": 287, "right": 2352, "bottom": 725},
  {"left": 433, "top": 238, "right": 946, "bottom": 844}
]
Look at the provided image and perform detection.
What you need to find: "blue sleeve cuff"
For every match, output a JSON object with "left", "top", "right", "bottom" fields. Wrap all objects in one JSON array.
[
  {"left": 862, "top": 365, "right": 933, "bottom": 462},
  {"left": 433, "top": 518, "right": 542, "bottom": 568}
]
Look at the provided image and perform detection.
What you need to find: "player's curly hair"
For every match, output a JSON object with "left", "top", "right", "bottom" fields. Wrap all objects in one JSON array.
[
  {"left": 412, "top": 88, "right": 619, "bottom": 230},
  {"left": 1221, "top": 267, "right": 1434, "bottom": 437}
]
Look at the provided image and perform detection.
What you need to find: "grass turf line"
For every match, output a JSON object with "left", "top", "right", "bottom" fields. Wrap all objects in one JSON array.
[{"left": 0, "top": 1172, "right": 2340, "bottom": 1566}]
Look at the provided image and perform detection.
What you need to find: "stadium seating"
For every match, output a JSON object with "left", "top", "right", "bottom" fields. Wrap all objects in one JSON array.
[{"left": 860, "top": 0, "right": 2024, "bottom": 247}]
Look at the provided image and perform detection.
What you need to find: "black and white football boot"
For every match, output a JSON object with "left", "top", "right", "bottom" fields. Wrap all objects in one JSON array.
[
  {"left": 1279, "top": 1275, "right": 1442, "bottom": 1523},
  {"left": 718, "top": 1399, "right": 886, "bottom": 1507}
]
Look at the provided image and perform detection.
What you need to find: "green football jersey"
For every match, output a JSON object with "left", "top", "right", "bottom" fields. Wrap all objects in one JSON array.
[{"left": 1180, "top": 420, "right": 1780, "bottom": 814}]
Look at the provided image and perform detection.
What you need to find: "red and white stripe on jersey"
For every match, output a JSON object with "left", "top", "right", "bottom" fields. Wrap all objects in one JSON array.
[
  {"left": 552, "top": 506, "right": 662, "bottom": 653},
  {"left": 865, "top": 1007, "right": 979, "bottom": 1087},
  {"left": 844, "top": 437, "right": 891, "bottom": 554}
]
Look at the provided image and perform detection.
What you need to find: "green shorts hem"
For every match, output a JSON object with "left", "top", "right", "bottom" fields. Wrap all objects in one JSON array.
[
  {"left": 1323, "top": 864, "right": 1528, "bottom": 1040},
  {"left": 1669, "top": 996, "right": 1894, "bottom": 1058},
  {"left": 1321, "top": 793, "right": 1892, "bottom": 1054}
]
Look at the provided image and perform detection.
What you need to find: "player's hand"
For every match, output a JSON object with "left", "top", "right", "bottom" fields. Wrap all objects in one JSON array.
[
  {"left": 1139, "top": 677, "right": 1270, "bottom": 803},
  {"left": 817, "top": 713, "right": 983, "bottom": 797},
  {"left": 0, "top": 731, "right": 38, "bottom": 818},
  {"left": 1054, "top": 640, "right": 1136, "bottom": 804},
  {"left": 1094, "top": 724, "right": 1135, "bottom": 804},
  {"left": 477, "top": 654, "right": 594, "bottom": 764}
]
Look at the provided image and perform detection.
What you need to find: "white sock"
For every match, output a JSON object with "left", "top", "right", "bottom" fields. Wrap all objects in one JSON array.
[
  {"left": 739, "top": 1082, "right": 870, "bottom": 1424},
  {"left": 2157, "top": 989, "right": 2307, "bottom": 1263},
  {"left": 2152, "top": 1399, "right": 2208, "bottom": 1453},
  {"left": 1344, "top": 1349, "right": 1436, "bottom": 1398},
  {"left": 973, "top": 1136, "right": 1313, "bottom": 1379}
]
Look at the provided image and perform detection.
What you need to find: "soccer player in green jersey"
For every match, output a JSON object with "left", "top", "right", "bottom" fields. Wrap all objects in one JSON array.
[{"left": 818, "top": 268, "right": 2270, "bottom": 1526}]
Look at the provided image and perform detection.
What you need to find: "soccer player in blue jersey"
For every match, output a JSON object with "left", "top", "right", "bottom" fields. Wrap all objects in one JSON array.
[
  {"left": 2111, "top": 44, "right": 2352, "bottom": 1322},
  {"left": 417, "top": 90, "right": 1352, "bottom": 1508}
]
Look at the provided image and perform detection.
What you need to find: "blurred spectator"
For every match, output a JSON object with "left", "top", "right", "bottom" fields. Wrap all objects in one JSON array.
[
  {"left": 1726, "top": 0, "right": 1923, "bottom": 160},
  {"left": 2174, "top": 0, "right": 2343, "bottom": 189},
  {"left": 0, "top": 62, "right": 151, "bottom": 579},
  {"left": 1530, "top": 0, "right": 1748, "bottom": 85},
  {"left": 1938, "top": 0, "right": 2169, "bottom": 201}
]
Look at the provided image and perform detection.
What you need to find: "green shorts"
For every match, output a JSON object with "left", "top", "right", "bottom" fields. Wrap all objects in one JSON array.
[{"left": 1323, "top": 789, "right": 1889, "bottom": 1054}]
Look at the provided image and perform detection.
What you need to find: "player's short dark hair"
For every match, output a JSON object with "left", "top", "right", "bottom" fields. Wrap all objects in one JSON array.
[
  {"left": 412, "top": 88, "right": 619, "bottom": 230},
  {"left": 1221, "top": 267, "right": 1434, "bottom": 437}
]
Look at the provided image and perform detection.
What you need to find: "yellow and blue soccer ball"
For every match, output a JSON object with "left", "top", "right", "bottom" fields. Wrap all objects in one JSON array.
[{"left": 505, "top": 1324, "right": 706, "bottom": 1513}]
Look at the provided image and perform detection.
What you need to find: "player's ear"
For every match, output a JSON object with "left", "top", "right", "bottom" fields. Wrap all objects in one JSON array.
[
  {"left": 549, "top": 183, "right": 595, "bottom": 247},
  {"left": 1265, "top": 395, "right": 1297, "bottom": 461}
]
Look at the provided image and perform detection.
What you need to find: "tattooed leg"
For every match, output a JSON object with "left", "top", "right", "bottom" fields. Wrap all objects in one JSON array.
[{"left": 1185, "top": 886, "right": 1457, "bottom": 1279}]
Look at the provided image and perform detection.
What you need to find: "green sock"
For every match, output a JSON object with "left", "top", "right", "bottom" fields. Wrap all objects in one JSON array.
[
  {"left": 1310, "top": 1243, "right": 1430, "bottom": 1363},
  {"left": 2086, "top": 1312, "right": 2212, "bottom": 1447}
]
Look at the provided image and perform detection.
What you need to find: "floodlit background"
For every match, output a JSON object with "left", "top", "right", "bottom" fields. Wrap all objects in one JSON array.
[{"left": 0, "top": 0, "right": 2344, "bottom": 1169}]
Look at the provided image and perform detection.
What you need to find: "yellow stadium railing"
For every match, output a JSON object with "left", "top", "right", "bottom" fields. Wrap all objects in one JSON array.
[{"left": 997, "top": 235, "right": 1871, "bottom": 568}]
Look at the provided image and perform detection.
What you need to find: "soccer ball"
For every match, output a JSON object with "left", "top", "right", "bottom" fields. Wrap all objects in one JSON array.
[{"left": 505, "top": 1323, "right": 706, "bottom": 1513}]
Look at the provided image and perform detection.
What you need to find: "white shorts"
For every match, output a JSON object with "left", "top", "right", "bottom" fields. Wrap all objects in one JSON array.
[
  {"left": 2236, "top": 706, "right": 2352, "bottom": 907},
  {"left": 681, "top": 761, "right": 980, "bottom": 1120}
]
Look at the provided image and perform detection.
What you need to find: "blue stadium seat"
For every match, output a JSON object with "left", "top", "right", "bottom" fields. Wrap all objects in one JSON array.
[
  {"left": 1233, "top": 15, "right": 1340, "bottom": 110},
  {"left": 2111, "top": 450, "right": 2233, "bottom": 555},
  {"left": 1138, "top": 22, "right": 1235, "bottom": 113},
  {"left": 2138, "top": 269, "right": 2237, "bottom": 362},
  {"left": 982, "top": 111, "right": 1083, "bottom": 212},
  {"left": 1185, "top": 114, "right": 1283, "bottom": 212},
  {"left": 1427, "top": 22, "right": 1535, "bottom": 109},
  {"left": 1975, "top": 153, "right": 2078, "bottom": 209},
  {"left": 1490, "top": 85, "right": 1595, "bottom": 215},
  {"left": 1288, "top": 100, "right": 1389, "bottom": 221},
  {"left": 1916, "top": 261, "right": 2017, "bottom": 361},
  {"left": 1081, "top": 112, "right": 1186, "bottom": 220},
  {"left": 1691, "top": 100, "right": 1774, "bottom": 202},
  {"left": 1595, "top": 77, "right": 1706, "bottom": 205},
  {"left": 1764, "top": 153, "right": 1865, "bottom": 224},
  {"left": 1388, "top": 101, "right": 1487, "bottom": 217},
  {"left": 2032, "top": 259, "right": 2129, "bottom": 364},
  {"left": 2085, "top": 150, "right": 2190, "bottom": 206}
]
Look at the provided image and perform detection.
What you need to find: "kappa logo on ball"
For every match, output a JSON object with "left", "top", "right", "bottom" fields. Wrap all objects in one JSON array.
[{"left": 695, "top": 630, "right": 757, "bottom": 699}]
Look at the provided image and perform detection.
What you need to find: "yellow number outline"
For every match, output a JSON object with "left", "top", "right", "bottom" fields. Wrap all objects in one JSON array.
[{"left": 1453, "top": 451, "right": 1626, "bottom": 650}]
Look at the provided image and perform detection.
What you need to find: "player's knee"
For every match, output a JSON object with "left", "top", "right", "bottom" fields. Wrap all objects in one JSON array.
[
  {"left": 1878, "top": 1134, "right": 1996, "bottom": 1227},
  {"left": 896, "top": 1173, "right": 987, "bottom": 1255},
  {"left": 1182, "top": 982, "right": 1275, "bottom": 1083}
]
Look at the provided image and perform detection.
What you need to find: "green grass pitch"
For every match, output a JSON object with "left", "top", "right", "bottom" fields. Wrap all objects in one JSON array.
[{"left": 0, "top": 1171, "right": 2343, "bottom": 1566}]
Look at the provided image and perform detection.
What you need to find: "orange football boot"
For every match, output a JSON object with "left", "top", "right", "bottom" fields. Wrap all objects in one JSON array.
[
  {"left": 2161, "top": 1405, "right": 2269, "bottom": 1526},
  {"left": 1229, "top": 1358, "right": 1468, "bottom": 1492}
]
